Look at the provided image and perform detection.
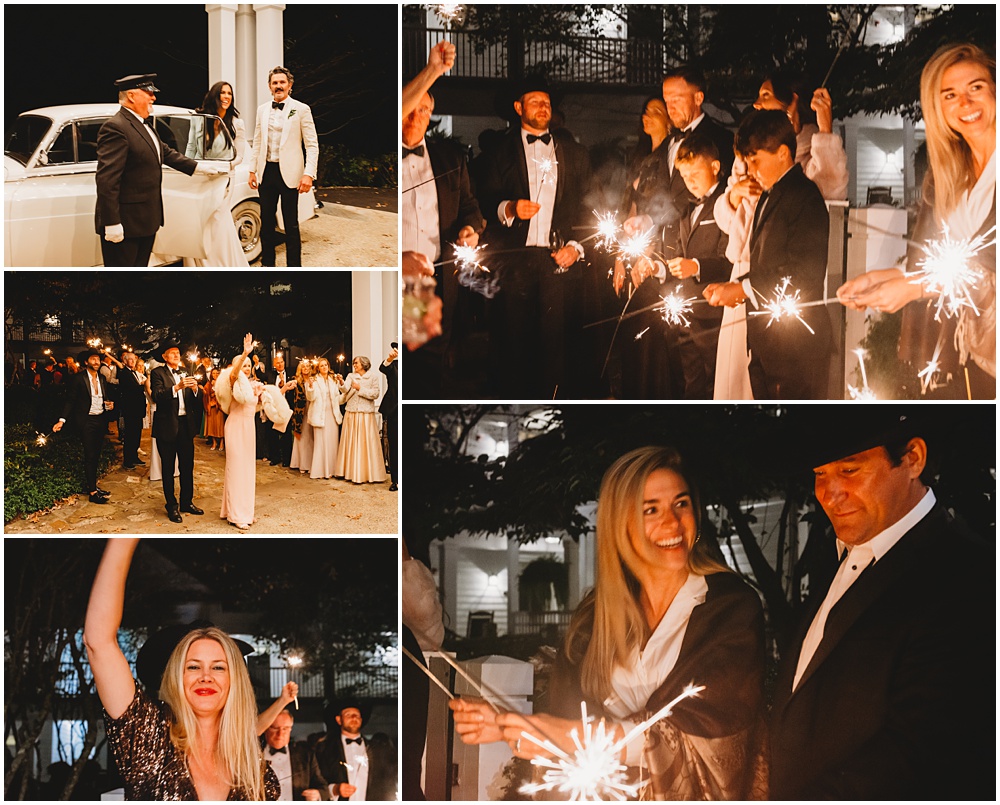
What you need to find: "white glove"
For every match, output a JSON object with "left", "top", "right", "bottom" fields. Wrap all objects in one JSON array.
[
  {"left": 104, "top": 224, "right": 125, "bottom": 243},
  {"left": 194, "top": 162, "right": 229, "bottom": 176}
]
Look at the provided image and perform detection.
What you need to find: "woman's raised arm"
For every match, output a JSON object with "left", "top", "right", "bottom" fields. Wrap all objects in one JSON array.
[{"left": 83, "top": 539, "right": 140, "bottom": 719}]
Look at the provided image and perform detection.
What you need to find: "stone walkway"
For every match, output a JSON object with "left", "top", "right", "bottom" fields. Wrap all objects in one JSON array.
[{"left": 4, "top": 429, "right": 398, "bottom": 536}]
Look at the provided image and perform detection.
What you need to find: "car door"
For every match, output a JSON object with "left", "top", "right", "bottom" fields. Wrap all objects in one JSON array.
[
  {"left": 152, "top": 114, "right": 233, "bottom": 260},
  {"left": 6, "top": 117, "right": 107, "bottom": 266}
]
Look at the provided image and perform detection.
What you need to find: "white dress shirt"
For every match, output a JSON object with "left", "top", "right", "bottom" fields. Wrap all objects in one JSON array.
[
  {"left": 266, "top": 103, "right": 285, "bottom": 162},
  {"left": 668, "top": 112, "right": 705, "bottom": 174},
  {"left": 168, "top": 368, "right": 189, "bottom": 416},
  {"left": 401, "top": 138, "right": 442, "bottom": 260},
  {"left": 793, "top": 488, "right": 936, "bottom": 691},
  {"left": 87, "top": 371, "right": 105, "bottom": 416},
  {"left": 266, "top": 746, "right": 293, "bottom": 800},
  {"left": 498, "top": 129, "right": 558, "bottom": 248},
  {"left": 604, "top": 573, "right": 709, "bottom": 764},
  {"left": 340, "top": 734, "right": 368, "bottom": 801}
]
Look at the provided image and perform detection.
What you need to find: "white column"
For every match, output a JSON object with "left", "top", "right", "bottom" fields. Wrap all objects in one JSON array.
[
  {"left": 505, "top": 535, "right": 520, "bottom": 634},
  {"left": 235, "top": 4, "right": 258, "bottom": 115},
  {"left": 843, "top": 118, "right": 859, "bottom": 207},
  {"left": 205, "top": 4, "right": 238, "bottom": 89},
  {"left": 352, "top": 270, "right": 397, "bottom": 406},
  {"left": 253, "top": 3, "right": 286, "bottom": 107}
]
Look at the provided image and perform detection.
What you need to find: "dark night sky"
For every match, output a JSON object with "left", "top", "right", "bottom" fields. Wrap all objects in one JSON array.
[{"left": 4, "top": 4, "right": 397, "bottom": 156}]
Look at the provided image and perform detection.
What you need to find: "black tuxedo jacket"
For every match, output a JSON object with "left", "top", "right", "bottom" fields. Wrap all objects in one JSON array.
[
  {"left": 424, "top": 140, "right": 486, "bottom": 348},
  {"left": 478, "top": 127, "right": 591, "bottom": 251},
  {"left": 263, "top": 741, "right": 328, "bottom": 800},
  {"left": 149, "top": 365, "right": 202, "bottom": 441},
  {"left": 59, "top": 370, "right": 113, "bottom": 431},
  {"left": 654, "top": 116, "right": 734, "bottom": 233},
  {"left": 741, "top": 163, "right": 831, "bottom": 396},
  {"left": 671, "top": 181, "right": 730, "bottom": 321},
  {"left": 95, "top": 107, "right": 198, "bottom": 237},
  {"left": 378, "top": 361, "right": 397, "bottom": 416},
  {"left": 264, "top": 368, "right": 296, "bottom": 408},
  {"left": 313, "top": 732, "right": 397, "bottom": 801},
  {"left": 116, "top": 366, "right": 148, "bottom": 418},
  {"left": 769, "top": 504, "right": 992, "bottom": 800}
]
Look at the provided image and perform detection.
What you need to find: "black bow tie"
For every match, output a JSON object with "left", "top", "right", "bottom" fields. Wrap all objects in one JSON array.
[
  {"left": 526, "top": 133, "right": 551, "bottom": 145},
  {"left": 269, "top": 746, "right": 287, "bottom": 755},
  {"left": 403, "top": 145, "right": 425, "bottom": 158},
  {"left": 143, "top": 117, "right": 154, "bottom": 128},
  {"left": 272, "top": 101, "right": 285, "bottom": 110},
  {"left": 668, "top": 128, "right": 691, "bottom": 144},
  {"left": 345, "top": 737, "right": 363, "bottom": 745}
]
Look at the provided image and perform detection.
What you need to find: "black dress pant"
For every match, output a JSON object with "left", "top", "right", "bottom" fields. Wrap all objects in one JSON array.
[
  {"left": 384, "top": 411, "right": 398, "bottom": 483},
  {"left": 101, "top": 235, "right": 156, "bottom": 267},
  {"left": 80, "top": 414, "right": 107, "bottom": 492},
  {"left": 122, "top": 412, "right": 143, "bottom": 465},
  {"left": 267, "top": 426, "right": 293, "bottom": 466},
  {"left": 157, "top": 429, "right": 194, "bottom": 507},
  {"left": 401, "top": 626, "right": 428, "bottom": 801},
  {"left": 259, "top": 162, "right": 301, "bottom": 266}
]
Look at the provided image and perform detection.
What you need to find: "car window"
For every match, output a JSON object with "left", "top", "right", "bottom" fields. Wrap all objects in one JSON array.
[
  {"left": 5, "top": 115, "right": 53, "bottom": 166},
  {"left": 45, "top": 124, "right": 75, "bottom": 165},
  {"left": 164, "top": 114, "right": 236, "bottom": 161},
  {"left": 76, "top": 120, "right": 106, "bottom": 163}
]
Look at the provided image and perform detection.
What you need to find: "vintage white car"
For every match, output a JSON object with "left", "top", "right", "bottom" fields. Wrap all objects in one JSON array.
[{"left": 4, "top": 104, "right": 313, "bottom": 266}]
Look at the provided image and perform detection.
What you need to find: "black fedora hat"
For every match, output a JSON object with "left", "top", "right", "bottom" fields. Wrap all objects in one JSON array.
[
  {"left": 136, "top": 620, "right": 256, "bottom": 695},
  {"left": 790, "top": 407, "right": 932, "bottom": 471}
]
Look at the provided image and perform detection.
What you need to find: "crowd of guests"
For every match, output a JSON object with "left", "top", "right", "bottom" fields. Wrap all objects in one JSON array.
[
  {"left": 402, "top": 41, "right": 995, "bottom": 400},
  {"left": 10, "top": 341, "right": 398, "bottom": 524}
]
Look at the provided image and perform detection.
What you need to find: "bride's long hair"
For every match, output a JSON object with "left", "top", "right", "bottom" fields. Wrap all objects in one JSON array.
[{"left": 196, "top": 81, "right": 240, "bottom": 153}]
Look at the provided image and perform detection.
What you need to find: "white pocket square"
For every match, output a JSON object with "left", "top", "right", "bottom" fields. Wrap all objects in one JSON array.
[{"left": 699, "top": 218, "right": 716, "bottom": 226}]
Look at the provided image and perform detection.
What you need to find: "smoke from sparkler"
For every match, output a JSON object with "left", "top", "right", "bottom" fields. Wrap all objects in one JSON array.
[{"left": 911, "top": 224, "right": 995, "bottom": 321}]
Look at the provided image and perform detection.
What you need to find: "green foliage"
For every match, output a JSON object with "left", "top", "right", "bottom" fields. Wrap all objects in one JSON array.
[
  {"left": 518, "top": 556, "right": 569, "bottom": 612},
  {"left": 3, "top": 423, "right": 116, "bottom": 522},
  {"left": 318, "top": 143, "right": 396, "bottom": 188}
]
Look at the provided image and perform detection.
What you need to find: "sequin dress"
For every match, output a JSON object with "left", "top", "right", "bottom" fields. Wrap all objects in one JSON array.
[{"left": 105, "top": 684, "right": 279, "bottom": 800}]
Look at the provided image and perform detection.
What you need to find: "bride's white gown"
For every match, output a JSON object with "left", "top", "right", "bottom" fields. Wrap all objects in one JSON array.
[{"left": 184, "top": 117, "right": 250, "bottom": 267}]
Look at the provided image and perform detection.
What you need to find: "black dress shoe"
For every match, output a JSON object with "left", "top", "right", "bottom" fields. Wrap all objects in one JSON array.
[
  {"left": 166, "top": 505, "right": 183, "bottom": 523},
  {"left": 89, "top": 493, "right": 110, "bottom": 504},
  {"left": 94, "top": 488, "right": 111, "bottom": 498},
  {"left": 389, "top": 483, "right": 398, "bottom": 492},
  {"left": 180, "top": 504, "right": 204, "bottom": 515},
  {"left": 133, "top": 458, "right": 146, "bottom": 465},
  {"left": 123, "top": 463, "right": 136, "bottom": 469}
]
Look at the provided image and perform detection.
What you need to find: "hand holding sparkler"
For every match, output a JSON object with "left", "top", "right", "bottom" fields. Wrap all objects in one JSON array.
[
  {"left": 630, "top": 255, "right": 656, "bottom": 287},
  {"left": 509, "top": 199, "right": 541, "bottom": 220},
  {"left": 836, "top": 267, "right": 919, "bottom": 313},
  {"left": 429, "top": 40, "right": 456, "bottom": 75},
  {"left": 811, "top": 88, "right": 834, "bottom": 134},
  {"left": 703, "top": 281, "right": 746, "bottom": 308},
  {"left": 449, "top": 697, "right": 506, "bottom": 744},
  {"left": 456, "top": 225, "right": 480, "bottom": 248},
  {"left": 497, "top": 711, "right": 608, "bottom": 762},
  {"left": 667, "top": 257, "right": 699, "bottom": 280}
]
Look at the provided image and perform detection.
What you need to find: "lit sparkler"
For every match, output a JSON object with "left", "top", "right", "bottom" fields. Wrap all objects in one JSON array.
[
  {"left": 453, "top": 243, "right": 489, "bottom": 273},
  {"left": 434, "top": 3, "right": 465, "bottom": 28},
  {"left": 910, "top": 224, "right": 995, "bottom": 321},
  {"left": 656, "top": 285, "right": 698, "bottom": 328},
  {"left": 615, "top": 229, "right": 654, "bottom": 267},
  {"left": 35, "top": 432, "right": 50, "bottom": 447},
  {"left": 755, "top": 277, "right": 816, "bottom": 334},
  {"left": 847, "top": 348, "right": 877, "bottom": 400},
  {"left": 287, "top": 655, "right": 302, "bottom": 709},
  {"left": 580, "top": 211, "right": 621, "bottom": 251},
  {"left": 518, "top": 684, "right": 706, "bottom": 801},
  {"left": 533, "top": 156, "right": 557, "bottom": 194},
  {"left": 87, "top": 338, "right": 103, "bottom": 349}
]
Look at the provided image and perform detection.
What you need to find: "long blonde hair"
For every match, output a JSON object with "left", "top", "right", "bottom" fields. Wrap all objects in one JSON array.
[
  {"left": 159, "top": 627, "right": 266, "bottom": 801},
  {"left": 564, "top": 446, "right": 730, "bottom": 703},
  {"left": 920, "top": 43, "right": 996, "bottom": 221}
]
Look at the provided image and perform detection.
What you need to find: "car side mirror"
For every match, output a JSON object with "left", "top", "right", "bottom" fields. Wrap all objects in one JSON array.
[{"left": 36, "top": 150, "right": 49, "bottom": 167}]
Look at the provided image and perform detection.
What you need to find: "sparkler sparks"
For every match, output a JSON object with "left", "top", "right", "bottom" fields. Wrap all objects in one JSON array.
[
  {"left": 616, "top": 229, "right": 654, "bottom": 266},
  {"left": 847, "top": 348, "right": 877, "bottom": 400},
  {"left": 434, "top": 3, "right": 465, "bottom": 27},
  {"left": 453, "top": 243, "right": 489, "bottom": 273},
  {"left": 634, "top": 326, "right": 650, "bottom": 340},
  {"left": 533, "top": 156, "right": 557, "bottom": 189},
  {"left": 755, "top": 277, "right": 816, "bottom": 334},
  {"left": 518, "top": 684, "right": 706, "bottom": 801},
  {"left": 35, "top": 433, "right": 49, "bottom": 446},
  {"left": 911, "top": 224, "right": 995, "bottom": 321},
  {"left": 656, "top": 285, "right": 698, "bottom": 328},
  {"left": 582, "top": 210, "right": 622, "bottom": 251}
]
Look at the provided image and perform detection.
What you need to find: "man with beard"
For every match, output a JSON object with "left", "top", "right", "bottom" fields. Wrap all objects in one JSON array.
[
  {"left": 478, "top": 77, "right": 592, "bottom": 398},
  {"left": 51, "top": 348, "right": 115, "bottom": 503}
]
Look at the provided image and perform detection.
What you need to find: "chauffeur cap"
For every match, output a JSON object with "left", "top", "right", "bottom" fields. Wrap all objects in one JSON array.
[{"left": 114, "top": 73, "right": 161, "bottom": 93}]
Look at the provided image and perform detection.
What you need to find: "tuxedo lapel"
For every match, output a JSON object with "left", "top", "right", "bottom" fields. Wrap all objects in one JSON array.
[
  {"left": 279, "top": 100, "right": 297, "bottom": 148},
  {"left": 122, "top": 109, "right": 160, "bottom": 164},
  {"left": 514, "top": 132, "right": 530, "bottom": 199},
  {"left": 553, "top": 136, "right": 565, "bottom": 208}
]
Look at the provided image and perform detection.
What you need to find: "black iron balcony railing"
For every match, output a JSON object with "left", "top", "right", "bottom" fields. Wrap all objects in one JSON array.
[{"left": 404, "top": 27, "right": 666, "bottom": 87}]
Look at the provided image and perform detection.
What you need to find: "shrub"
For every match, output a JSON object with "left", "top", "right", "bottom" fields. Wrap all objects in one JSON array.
[
  {"left": 4, "top": 422, "right": 116, "bottom": 522},
  {"left": 318, "top": 143, "right": 396, "bottom": 188}
]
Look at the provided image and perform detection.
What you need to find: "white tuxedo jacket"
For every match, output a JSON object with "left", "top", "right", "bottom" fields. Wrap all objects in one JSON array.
[{"left": 250, "top": 96, "right": 319, "bottom": 189}]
